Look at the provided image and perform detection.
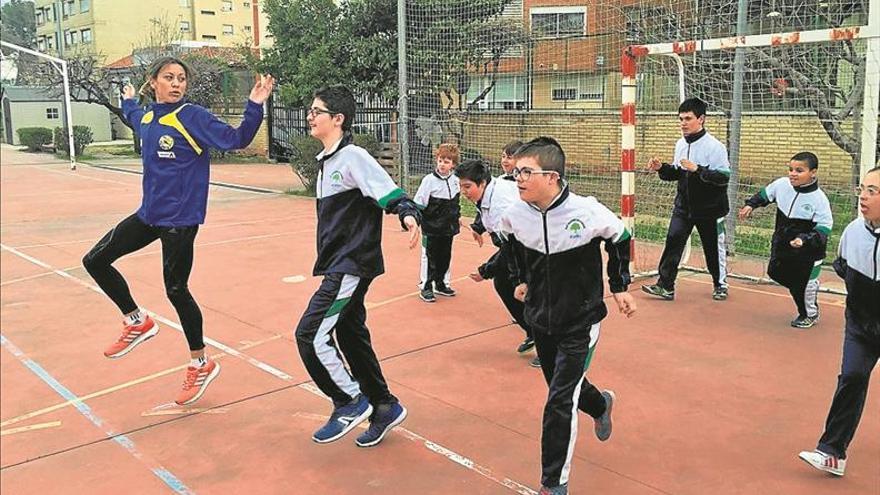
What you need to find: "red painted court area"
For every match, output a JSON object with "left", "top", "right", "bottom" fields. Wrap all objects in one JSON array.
[{"left": 1, "top": 146, "right": 877, "bottom": 494}]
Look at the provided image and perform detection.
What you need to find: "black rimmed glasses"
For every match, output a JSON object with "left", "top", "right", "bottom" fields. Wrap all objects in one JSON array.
[
  {"left": 511, "top": 167, "right": 557, "bottom": 181},
  {"left": 307, "top": 107, "right": 337, "bottom": 118}
]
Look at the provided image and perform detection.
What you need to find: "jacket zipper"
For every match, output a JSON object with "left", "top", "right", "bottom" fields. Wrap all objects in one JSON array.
[
  {"left": 787, "top": 191, "right": 801, "bottom": 217},
  {"left": 542, "top": 211, "right": 551, "bottom": 330},
  {"left": 873, "top": 235, "right": 879, "bottom": 281}
]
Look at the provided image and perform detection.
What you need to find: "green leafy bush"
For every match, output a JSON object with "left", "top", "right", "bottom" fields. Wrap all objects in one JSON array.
[
  {"left": 53, "top": 126, "right": 93, "bottom": 157},
  {"left": 289, "top": 133, "right": 384, "bottom": 195},
  {"left": 17, "top": 127, "right": 53, "bottom": 152}
]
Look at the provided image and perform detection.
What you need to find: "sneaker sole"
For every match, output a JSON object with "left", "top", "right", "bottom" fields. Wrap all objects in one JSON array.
[
  {"left": 798, "top": 452, "right": 844, "bottom": 476},
  {"left": 434, "top": 292, "right": 456, "bottom": 297},
  {"left": 419, "top": 295, "right": 436, "bottom": 303},
  {"left": 355, "top": 406, "right": 408, "bottom": 448},
  {"left": 640, "top": 286, "right": 674, "bottom": 300},
  {"left": 312, "top": 404, "right": 374, "bottom": 444},
  {"left": 105, "top": 322, "right": 160, "bottom": 359},
  {"left": 517, "top": 344, "right": 535, "bottom": 354},
  {"left": 176, "top": 362, "right": 221, "bottom": 406},
  {"left": 596, "top": 390, "right": 615, "bottom": 442}
]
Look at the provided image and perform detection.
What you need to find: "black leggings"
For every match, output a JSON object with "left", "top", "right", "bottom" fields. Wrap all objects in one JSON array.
[{"left": 82, "top": 213, "right": 204, "bottom": 351}]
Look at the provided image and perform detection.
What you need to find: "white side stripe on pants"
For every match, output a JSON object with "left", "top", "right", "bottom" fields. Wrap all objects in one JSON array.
[{"left": 313, "top": 274, "right": 361, "bottom": 399}]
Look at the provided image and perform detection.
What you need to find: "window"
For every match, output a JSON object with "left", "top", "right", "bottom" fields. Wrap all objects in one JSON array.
[
  {"left": 243, "top": 25, "right": 251, "bottom": 33},
  {"left": 37, "top": 37, "right": 46, "bottom": 51},
  {"left": 81, "top": 28, "right": 92, "bottom": 43},
  {"left": 530, "top": 7, "right": 586, "bottom": 38},
  {"left": 80, "top": 0, "right": 90, "bottom": 13},
  {"left": 63, "top": 0, "right": 74, "bottom": 17},
  {"left": 222, "top": 24, "right": 234, "bottom": 35},
  {"left": 180, "top": 21, "right": 191, "bottom": 32},
  {"left": 36, "top": 10, "right": 44, "bottom": 26},
  {"left": 551, "top": 73, "right": 606, "bottom": 102},
  {"left": 243, "top": 2, "right": 251, "bottom": 7},
  {"left": 64, "top": 30, "right": 72, "bottom": 47},
  {"left": 46, "top": 108, "right": 59, "bottom": 119},
  {"left": 179, "top": 0, "right": 191, "bottom": 6},
  {"left": 467, "top": 75, "right": 527, "bottom": 110},
  {"left": 201, "top": 10, "right": 216, "bottom": 15},
  {"left": 202, "top": 34, "right": 217, "bottom": 40},
  {"left": 70, "top": 30, "right": 79, "bottom": 45},
  {"left": 221, "top": 1, "right": 233, "bottom": 12}
]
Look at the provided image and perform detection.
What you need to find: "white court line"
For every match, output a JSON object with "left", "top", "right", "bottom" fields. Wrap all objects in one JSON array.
[{"left": 0, "top": 243, "right": 534, "bottom": 494}]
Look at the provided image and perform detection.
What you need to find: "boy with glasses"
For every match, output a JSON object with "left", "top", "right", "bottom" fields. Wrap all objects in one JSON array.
[
  {"left": 738, "top": 152, "right": 833, "bottom": 328},
  {"left": 295, "top": 86, "right": 420, "bottom": 447},
  {"left": 500, "top": 137, "right": 637, "bottom": 495},
  {"left": 798, "top": 166, "right": 880, "bottom": 477}
]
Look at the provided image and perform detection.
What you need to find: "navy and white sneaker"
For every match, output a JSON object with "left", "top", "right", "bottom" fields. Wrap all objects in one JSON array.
[
  {"left": 355, "top": 402, "right": 408, "bottom": 447},
  {"left": 312, "top": 394, "right": 373, "bottom": 444}
]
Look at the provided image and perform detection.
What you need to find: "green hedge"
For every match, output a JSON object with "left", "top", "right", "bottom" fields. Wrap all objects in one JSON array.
[
  {"left": 17, "top": 127, "right": 53, "bottom": 152},
  {"left": 53, "top": 126, "right": 93, "bottom": 157},
  {"left": 289, "top": 133, "right": 381, "bottom": 195}
]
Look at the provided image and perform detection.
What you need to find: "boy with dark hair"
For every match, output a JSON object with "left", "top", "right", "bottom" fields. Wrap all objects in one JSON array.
[
  {"left": 799, "top": 166, "right": 880, "bottom": 476},
  {"left": 295, "top": 85, "right": 420, "bottom": 447},
  {"left": 643, "top": 97, "right": 731, "bottom": 301},
  {"left": 415, "top": 143, "right": 461, "bottom": 302},
  {"left": 457, "top": 159, "right": 538, "bottom": 367},
  {"left": 501, "top": 136, "right": 637, "bottom": 494},
  {"left": 739, "top": 151, "right": 833, "bottom": 328}
]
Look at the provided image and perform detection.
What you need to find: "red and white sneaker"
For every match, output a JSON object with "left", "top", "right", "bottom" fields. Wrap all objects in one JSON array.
[
  {"left": 798, "top": 449, "right": 846, "bottom": 476},
  {"left": 175, "top": 359, "right": 220, "bottom": 405},
  {"left": 103, "top": 316, "right": 159, "bottom": 358}
]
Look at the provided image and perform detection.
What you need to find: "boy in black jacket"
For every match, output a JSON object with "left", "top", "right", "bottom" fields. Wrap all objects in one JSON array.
[
  {"left": 501, "top": 137, "right": 637, "bottom": 495},
  {"left": 739, "top": 152, "right": 833, "bottom": 328},
  {"left": 415, "top": 144, "right": 461, "bottom": 302},
  {"left": 642, "top": 98, "right": 731, "bottom": 301},
  {"left": 799, "top": 166, "right": 880, "bottom": 476}
]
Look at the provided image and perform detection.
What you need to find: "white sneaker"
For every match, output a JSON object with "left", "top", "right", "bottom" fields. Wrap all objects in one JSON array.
[{"left": 798, "top": 449, "right": 846, "bottom": 476}]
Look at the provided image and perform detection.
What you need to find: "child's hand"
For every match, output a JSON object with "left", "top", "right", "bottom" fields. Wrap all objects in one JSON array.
[
  {"left": 469, "top": 271, "right": 484, "bottom": 282},
  {"left": 472, "top": 231, "right": 483, "bottom": 247},
  {"left": 790, "top": 238, "right": 804, "bottom": 248},
  {"left": 680, "top": 159, "right": 698, "bottom": 172},
  {"left": 403, "top": 216, "right": 420, "bottom": 249},
  {"left": 738, "top": 205, "right": 753, "bottom": 220},
  {"left": 514, "top": 283, "right": 528, "bottom": 302},
  {"left": 612, "top": 292, "right": 637, "bottom": 318},
  {"left": 647, "top": 157, "right": 663, "bottom": 171}
]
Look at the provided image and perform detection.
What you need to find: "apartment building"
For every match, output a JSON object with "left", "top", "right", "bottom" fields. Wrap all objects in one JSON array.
[{"left": 34, "top": 0, "right": 272, "bottom": 62}]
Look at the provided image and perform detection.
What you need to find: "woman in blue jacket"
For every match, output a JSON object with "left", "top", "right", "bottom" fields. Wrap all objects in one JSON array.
[{"left": 82, "top": 56, "right": 273, "bottom": 406}]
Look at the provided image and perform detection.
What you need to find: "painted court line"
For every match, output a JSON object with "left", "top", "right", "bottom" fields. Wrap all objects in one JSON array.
[
  {"left": 296, "top": 384, "right": 536, "bottom": 495},
  {"left": 0, "top": 334, "right": 194, "bottom": 495},
  {"left": 1, "top": 244, "right": 535, "bottom": 493},
  {"left": 0, "top": 421, "right": 62, "bottom": 437},
  {"left": 365, "top": 275, "right": 472, "bottom": 310},
  {"left": 0, "top": 335, "right": 283, "bottom": 429}
]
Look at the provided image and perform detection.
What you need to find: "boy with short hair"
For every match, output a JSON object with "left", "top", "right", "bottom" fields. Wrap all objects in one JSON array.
[
  {"left": 798, "top": 166, "right": 880, "bottom": 476},
  {"left": 643, "top": 97, "right": 731, "bottom": 301},
  {"left": 739, "top": 151, "right": 833, "bottom": 328},
  {"left": 457, "top": 159, "right": 539, "bottom": 367},
  {"left": 295, "top": 85, "right": 420, "bottom": 447},
  {"left": 501, "top": 137, "right": 637, "bottom": 494},
  {"left": 415, "top": 143, "right": 461, "bottom": 303}
]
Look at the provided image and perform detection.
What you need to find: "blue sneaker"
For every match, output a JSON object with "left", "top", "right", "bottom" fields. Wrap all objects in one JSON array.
[
  {"left": 355, "top": 402, "right": 408, "bottom": 447},
  {"left": 312, "top": 394, "right": 373, "bottom": 444}
]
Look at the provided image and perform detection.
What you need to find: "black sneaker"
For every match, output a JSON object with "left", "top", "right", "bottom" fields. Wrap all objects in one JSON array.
[
  {"left": 712, "top": 286, "right": 728, "bottom": 301},
  {"left": 528, "top": 356, "right": 541, "bottom": 368},
  {"left": 641, "top": 284, "right": 675, "bottom": 300},
  {"left": 791, "top": 314, "right": 819, "bottom": 329},
  {"left": 516, "top": 337, "right": 535, "bottom": 354},
  {"left": 419, "top": 288, "right": 436, "bottom": 303},
  {"left": 434, "top": 283, "right": 456, "bottom": 297}
]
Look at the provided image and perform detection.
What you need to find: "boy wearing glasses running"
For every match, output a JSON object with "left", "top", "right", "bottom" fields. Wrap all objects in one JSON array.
[
  {"left": 295, "top": 86, "right": 421, "bottom": 447},
  {"left": 500, "top": 137, "right": 636, "bottom": 495},
  {"left": 738, "top": 152, "right": 833, "bottom": 328},
  {"left": 798, "top": 166, "right": 880, "bottom": 476}
]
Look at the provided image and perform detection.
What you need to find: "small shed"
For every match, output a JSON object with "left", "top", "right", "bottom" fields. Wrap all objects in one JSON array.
[{"left": 1, "top": 86, "right": 113, "bottom": 145}]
